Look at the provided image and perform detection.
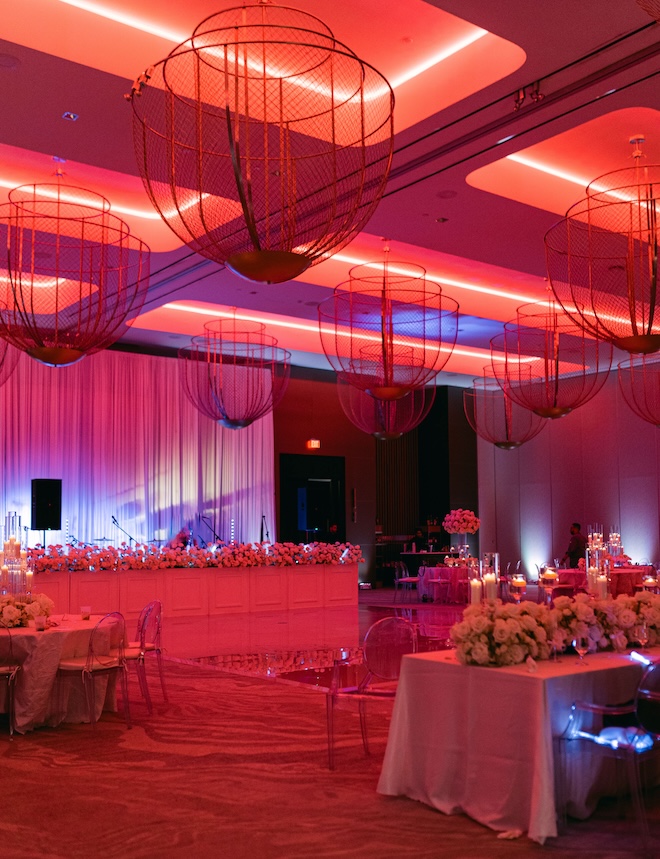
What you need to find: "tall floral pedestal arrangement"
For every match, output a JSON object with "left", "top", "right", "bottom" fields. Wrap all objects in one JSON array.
[{"left": 442, "top": 509, "right": 480, "bottom": 557}]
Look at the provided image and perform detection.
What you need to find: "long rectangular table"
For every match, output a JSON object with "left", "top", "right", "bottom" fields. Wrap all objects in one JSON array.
[
  {"left": 377, "top": 649, "right": 644, "bottom": 844},
  {"left": 1, "top": 616, "right": 120, "bottom": 733}
]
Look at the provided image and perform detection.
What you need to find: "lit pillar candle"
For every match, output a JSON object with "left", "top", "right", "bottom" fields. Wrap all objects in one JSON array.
[
  {"left": 470, "top": 578, "right": 482, "bottom": 605},
  {"left": 483, "top": 572, "right": 497, "bottom": 600},
  {"left": 596, "top": 575, "right": 608, "bottom": 600},
  {"left": 26, "top": 569, "right": 33, "bottom": 591},
  {"left": 20, "top": 550, "right": 26, "bottom": 561}
]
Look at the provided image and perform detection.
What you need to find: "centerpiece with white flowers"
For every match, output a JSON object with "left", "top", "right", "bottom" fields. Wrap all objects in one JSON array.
[{"left": 0, "top": 593, "right": 55, "bottom": 628}]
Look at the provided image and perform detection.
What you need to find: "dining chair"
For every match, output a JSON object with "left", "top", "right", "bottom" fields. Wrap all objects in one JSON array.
[
  {"left": 326, "top": 616, "right": 417, "bottom": 769},
  {"left": 0, "top": 621, "right": 21, "bottom": 737},
  {"left": 123, "top": 600, "right": 168, "bottom": 713},
  {"left": 393, "top": 561, "right": 419, "bottom": 603},
  {"left": 57, "top": 611, "right": 131, "bottom": 730},
  {"left": 560, "top": 658, "right": 660, "bottom": 852}
]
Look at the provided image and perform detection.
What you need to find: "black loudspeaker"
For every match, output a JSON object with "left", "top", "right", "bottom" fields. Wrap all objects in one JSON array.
[{"left": 31, "top": 479, "right": 62, "bottom": 530}]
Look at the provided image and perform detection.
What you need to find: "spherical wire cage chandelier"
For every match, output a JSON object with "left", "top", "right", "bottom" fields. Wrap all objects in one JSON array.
[
  {"left": 178, "top": 318, "right": 291, "bottom": 429},
  {"left": 545, "top": 141, "right": 660, "bottom": 355},
  {"left": 127, "top": 3, "right": 394, "bottom": 284},
  {"left": 0, "top": 183, "right": 150, "bottom": 367},
  {"left": 337, "top": 377, "right": 435, "bottom": 440},
  {"left": 489, "top": 303, "right": 612, "bottom": 419},
  {"left": 318, "top": 258, "right": 459, "bottom": 400},
  {"left": 618, "top": 353, "right": 660, "bottom": 427},
  {"left": 463, "top": 367, "right": 546, "bottom": 449}
]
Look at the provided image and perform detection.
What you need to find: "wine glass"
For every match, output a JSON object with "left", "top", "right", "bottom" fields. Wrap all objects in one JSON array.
[
  {"left": 573, "top": 635, "right": 589, "bottom": 665},
  {"left": 635, "top": 623, "right": 649, "bottom": 652}
]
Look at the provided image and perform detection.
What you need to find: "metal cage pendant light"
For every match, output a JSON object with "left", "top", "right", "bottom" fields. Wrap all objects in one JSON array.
[
  {"left": 127, "top": 3, "right": 394, "bottom": 284},
  {"left": 545, "top": 138, "right": 660, "bottom": 355},
  {"left": 337, "top": 378, "right": 435, "bottom": 440},
  {"left": 179, "top": 318, "right": 291, "bottom": 429},
  {"left": 618, "top": 354, "right": 660, "bottom": 427},
  {"left": 463, "top": 368, "right": 546, "bottom": 449},
  {"left": 0, "top": 183, "right": 150, "bottom": 367},
  {"left": 318, "top": 254, "right": 459, "bottom": 400},
  {"left": 489, "top": 303, "right": 612, "bottom": 419}
]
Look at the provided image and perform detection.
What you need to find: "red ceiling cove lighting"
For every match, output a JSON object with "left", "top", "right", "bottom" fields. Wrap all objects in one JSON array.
[
  {"left": 490, "top": 304, "right": 612, "bottom": 419},
  {"left": 463, "top": 370, "right": 546, "bottom": 449},
  {"left": 318, "top": 256, "right": 459, "bottom": 400},
  {"left": 337, "top": 378, "right": 435, "bottom": 440},
  {"left": 178, "top": 318, "right": 290, "bottom": 429},
  {"left": 0, "top": 182, "right": 149, "bottom": 366},
  {"left": 127, "top": 3, "right": 394, "bottom": 284},
  {"left": 618, "top": 354, "right": 660, "bottom": 427},
  {"left": 545, "top": 141, "right": 660, "bottom": 355}
]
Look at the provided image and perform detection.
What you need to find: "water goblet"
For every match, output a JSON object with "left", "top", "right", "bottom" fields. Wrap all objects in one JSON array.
[
  {"left": 573, "top": 635, "right": 589, "bottom": 666},
  {"left": 634, "top": 623, "right": 649, "bottom": 652}
]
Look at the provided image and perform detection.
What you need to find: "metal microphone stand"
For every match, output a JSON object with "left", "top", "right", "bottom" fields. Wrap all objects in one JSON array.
[{"left": 112, "top": 516, "right": 136, "bottom": 546}]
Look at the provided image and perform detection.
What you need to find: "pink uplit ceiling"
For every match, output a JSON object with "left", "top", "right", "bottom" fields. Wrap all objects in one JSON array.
[
  {"left": 5, "top": 0, "right": 524, "bottom": 133},
  {"left": 0, "top": 0, "right": 657, "bottom": 382},
  {"left": 466, "top": 108, "right": 660, "bottom": 216}
]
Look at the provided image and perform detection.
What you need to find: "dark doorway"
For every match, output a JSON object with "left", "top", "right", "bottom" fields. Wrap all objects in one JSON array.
[{"left": 280, "top": 454, "right": 345, "bottom": 542}]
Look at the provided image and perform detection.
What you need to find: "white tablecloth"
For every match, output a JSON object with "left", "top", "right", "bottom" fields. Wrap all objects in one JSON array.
[
  {"left": 377, "top": 649, "right": 644, "bottom": 844},
  {"left": 1, "top": 615, "right": 120, "bottom": 733}
]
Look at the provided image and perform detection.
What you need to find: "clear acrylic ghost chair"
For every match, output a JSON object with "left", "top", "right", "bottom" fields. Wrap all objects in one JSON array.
[
  {"left": 57, "top": 611, "right": 130, "bottom": 729},
  {"left": 0, "top": 622, "right": 21, "bottom": 736},
  {"left": 560, "top": 658, "right": 660, "bottom": 853},
  {"left": 393, "top": 561, "right": 419, "bottom": 603},
  {"left": 326, "top": 616, "right": 417, "bottom": 769},
  {"left": 123, "top": 600, "right": 168, "bottom": 713}
]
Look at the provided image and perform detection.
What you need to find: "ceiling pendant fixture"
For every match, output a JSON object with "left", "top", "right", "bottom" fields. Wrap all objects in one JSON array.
[
  {"left": 463, "top": 369, "right": 546, "bottom": 449},
  {"left": 0, "top": 183, "right": 150, "bottom": 367},
  {"left": 636, "top": 1, "right": 660, "bottom": 23},
  {"left": 618, "top": 354, "right": 660, "bottom": 427},
  {"left": 489, "top": 303, "right": 612, "bottom": 419},
  {"left": 127, "top": 3, "right": 394, "bottom": 284},
  {"left": 318, "top": 251, "right": 459, "bottom": 400},
  {"left": 0, "top": 341, "right": 19, "bottom": 390},
  {"left": 178, "top": 318, "right": 291, "bottom": 429},
  {"left": 545, "top": 136, "right": 660, "bottom": 354},
  {"left": 337, "top": 378, "right": 435, "bottom": 440}
]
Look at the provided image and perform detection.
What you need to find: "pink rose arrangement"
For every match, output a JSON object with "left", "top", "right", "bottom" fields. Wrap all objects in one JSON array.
[
  {"left": 442, "top": 508, "right": 480, "bottom": 534},
  {"left": 27, "top": 541, "right": 364, "bottom": 574}
]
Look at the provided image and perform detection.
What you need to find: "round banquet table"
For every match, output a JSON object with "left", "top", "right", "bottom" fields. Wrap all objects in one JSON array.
[
  {"left": 418, "top": 566, "right": 468, "bottom": 603},
  {"left": 558, "top": 566, "right": 655, "bottom": 597},
  {"left": 0, "top": 615, "right": 121, "bottom": 733},
  {"left": 609, "top": 565, "right": 654, "bottom": 597}
]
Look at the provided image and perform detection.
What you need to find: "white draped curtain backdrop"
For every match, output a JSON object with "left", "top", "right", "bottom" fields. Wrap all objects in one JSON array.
[{"left": 0, "top": 349, "right": 275, "bottom": 548}]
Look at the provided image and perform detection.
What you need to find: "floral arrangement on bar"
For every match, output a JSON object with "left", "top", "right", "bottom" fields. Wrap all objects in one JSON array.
[
  {"left": 0, "top": 593, "right": 55, "bottom": 628},
  {"left": 27, "top": 541, "right": 364, "bottom": 574},
  {"left": 442, "top": 508, "right": 480, "bottom": 534},
  {"left": 450, "top": 591, "right": 660, "bottom": 666}
]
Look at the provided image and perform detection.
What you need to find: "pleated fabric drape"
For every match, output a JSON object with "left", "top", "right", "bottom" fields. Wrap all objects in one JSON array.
[{"left": 0, "top": 349, "right": 275, "bottom": 547}]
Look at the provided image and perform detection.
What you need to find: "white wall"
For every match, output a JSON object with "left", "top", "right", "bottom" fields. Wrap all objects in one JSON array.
[{"left": 478, "top": 373, "right": 660, "bottom": 578}]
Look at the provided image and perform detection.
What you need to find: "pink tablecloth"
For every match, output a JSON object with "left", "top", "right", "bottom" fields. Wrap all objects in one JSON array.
[
  {"left": 418, "top": 566, "right": 468, "bottom": 603},
  {"left": 609, "top": 565, "right": 654, "bottom": 597},
  {"left": 558, "top": 567, "right": 655, "bottom": 597}
]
